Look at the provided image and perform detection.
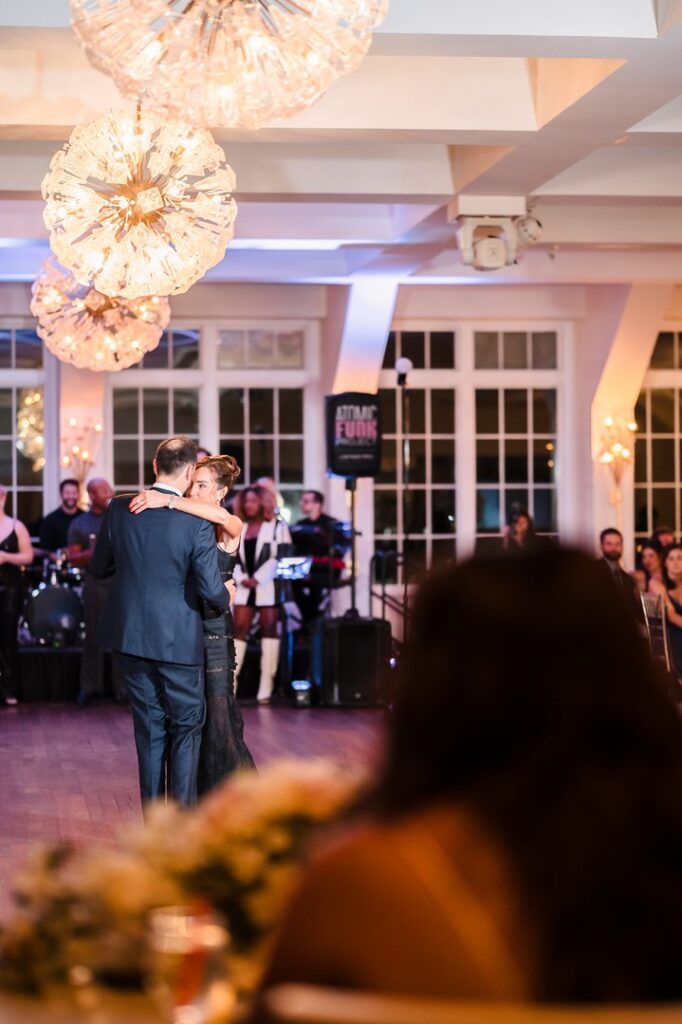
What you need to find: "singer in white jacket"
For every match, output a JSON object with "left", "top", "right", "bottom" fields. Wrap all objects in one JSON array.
[{"left": 232, "top": 485, "right": 292, "bottom": 702}]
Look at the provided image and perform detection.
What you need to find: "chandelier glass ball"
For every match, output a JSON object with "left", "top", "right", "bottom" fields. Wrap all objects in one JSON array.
[
  {"left": 31, "top": 257, "right": 171, "bottom": 371},
  {"left": 70, "top": 0, "right": 389, "bottom": 130},
  {"left": 42, "top": 109, "right": 238, "bottom": 298}
]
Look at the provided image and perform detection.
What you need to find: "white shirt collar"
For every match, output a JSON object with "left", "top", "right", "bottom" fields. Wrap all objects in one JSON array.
[{"left": 153, "top": 483, "right": 182, "bottom": 497}]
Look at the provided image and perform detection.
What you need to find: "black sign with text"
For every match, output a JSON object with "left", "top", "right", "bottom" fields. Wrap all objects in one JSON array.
[{"left": 325, "top": 392, "right": 382, "bottom": 478}]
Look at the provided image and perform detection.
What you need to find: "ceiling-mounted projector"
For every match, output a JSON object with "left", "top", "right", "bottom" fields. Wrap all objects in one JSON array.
[
  {"left": 473, "top": 235, "right": 508, "bottom": 271},
  {"left": 453, "top": 206, "right": 543, "bottom": 272},
  {"left": 456, "top": 216, "right": 518, "bottom": 271}
]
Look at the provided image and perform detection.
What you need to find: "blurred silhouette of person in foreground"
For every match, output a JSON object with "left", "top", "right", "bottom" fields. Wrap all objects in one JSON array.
[{"left": 254, "top": 547, "right": 682, "bottom": 1008}]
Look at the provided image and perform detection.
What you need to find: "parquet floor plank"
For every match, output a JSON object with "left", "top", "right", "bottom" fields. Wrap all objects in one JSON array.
[{"left": 0, "top": 702, "right": 385, "bottom": 919}]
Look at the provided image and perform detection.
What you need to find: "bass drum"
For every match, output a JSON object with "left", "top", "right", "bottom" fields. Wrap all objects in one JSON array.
[{"left": 23, "top": 584, "right": 84, "bottom": 645}]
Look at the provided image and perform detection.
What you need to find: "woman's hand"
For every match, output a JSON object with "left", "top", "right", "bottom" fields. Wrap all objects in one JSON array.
[
  {"left": 242, "top": 577, "right": 258, "bottom": 589},
  {"left": 226, "top": 580, "right": 237, "bottom": 603},
  {"left": 129, "top": 489, "right": 169, "bottom": 514}
]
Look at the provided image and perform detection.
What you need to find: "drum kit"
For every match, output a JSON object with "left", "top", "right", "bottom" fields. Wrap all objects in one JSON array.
[{"left": 19, "top": 550, "right": 84, "bottom": 647}]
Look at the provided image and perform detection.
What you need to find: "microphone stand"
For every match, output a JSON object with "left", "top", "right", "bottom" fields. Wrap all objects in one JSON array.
[
  {"left": 396, "top": 360, "right": 412, "bottom": 643},
  {"left": 346, "top": 477, "right": 360, "bottom": 618}
]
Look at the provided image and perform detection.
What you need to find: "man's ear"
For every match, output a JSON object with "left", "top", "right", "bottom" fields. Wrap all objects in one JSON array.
[{"left": 153, "top": 458, "right": 158, "bottom": 477}]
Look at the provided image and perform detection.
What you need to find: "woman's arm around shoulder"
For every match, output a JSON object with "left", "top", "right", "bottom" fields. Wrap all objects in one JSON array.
[{"left": 128, "top": 489, "right": 242, "bottom": 543}]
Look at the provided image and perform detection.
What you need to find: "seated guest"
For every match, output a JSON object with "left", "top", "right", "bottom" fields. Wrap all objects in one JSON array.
[
  {"left": 653, "top": 525, "right": 676, "bottom": 550},
  {"left": 254, "top": 549, "right": 682, "bottom": 1006},
  {"left": 631, "top": 567, "right": 647, "bottom": 594},
  {"left": 0, "top": 485, "right": 33, "bottom": 706},
  {"left": 38, "top": 478, "right": 83, "bottom": 558},
  {"left": 291, "top": 490, "right": 339, "bottom": 623},
  {"left": 502, "top": 508, "right": 545, "bottom": 552},
  {"left": 67, "top": 478, "right": 122, "bottom": 706},
  {"left": 639, "top": 539, "right": 664, "bottom": 592},
  {"left": 650, "top": 544, "right": 682, "bottom": 677},
  {"left": 597, "top": 527, "right": 644, "bottom": 624}
]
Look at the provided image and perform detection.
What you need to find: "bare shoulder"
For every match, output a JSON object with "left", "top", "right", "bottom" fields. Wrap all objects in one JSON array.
[
  {"left": 258, "top": 807, "right": 506, "bottom": 996},
  {"left": 14, "top": 518, "right": 32, "bottom": 540},
  {"left": 283, "top": 806, "right": 487, "bottom": 914}
]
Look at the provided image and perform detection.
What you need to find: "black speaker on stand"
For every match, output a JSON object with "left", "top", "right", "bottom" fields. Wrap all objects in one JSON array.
[{"left": 311, "top": 393, "right": 391, "bottom": 706}]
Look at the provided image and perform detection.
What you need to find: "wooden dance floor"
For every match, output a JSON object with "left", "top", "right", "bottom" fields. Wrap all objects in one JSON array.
[{"left": 0, "top": 702, "right": 386, "bottom": 919}]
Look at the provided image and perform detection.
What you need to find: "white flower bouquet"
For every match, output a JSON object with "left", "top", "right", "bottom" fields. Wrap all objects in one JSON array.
[{"left": 0, "top": 759, "right": 364, "bottom": 994}]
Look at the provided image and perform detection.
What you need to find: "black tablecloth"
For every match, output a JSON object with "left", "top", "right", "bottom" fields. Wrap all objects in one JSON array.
[{"left": 18, "top": 646, "right": 82, "bottom": 702}]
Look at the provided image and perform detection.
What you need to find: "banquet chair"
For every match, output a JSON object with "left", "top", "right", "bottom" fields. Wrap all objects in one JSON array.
[
  {"left": 260, "top": 985, "right": 682, "bottom": 1024},
  {"left": 640, "top": 592, "right": 672, "bottom": 673}
]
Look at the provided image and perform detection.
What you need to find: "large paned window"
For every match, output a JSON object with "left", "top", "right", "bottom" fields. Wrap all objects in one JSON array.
[
  {"left": 474, "top": 386, "right": 557, "bottom": 551},
  {"left": 374, "top": 324, "right": 562, "bottom": 579},
  {"left": 109, "top": 321, "right": 319, "bottom": 520},
  {"left": 0, "top": 326, "right": 47, "bottom": 529},
  {"left": 472, "top": 330, "right": 558, "bottom": 552},
  {"left": 0, "top": 327, "right": 43, "bottom": 370},
  {"left": 112, "top": 386, "right": 200, "bottom": 491},
  {"left": 473, "top": 329, "right": 557, "bottom": 371},
  {"left": 219, "top": 386, "right": 305, "bottom": 516},
  {"left": 375, "top": 330, "right": 457, "bottom": 583},
  {"left": 134, "top": 329, "right": 200, "bottom": 370},
  {"left": 374, "top": 384, "right": 456, "bottom": 583},
  {"left": 382, "top": 328, "right": 456, "bottom": 372},
  {"left": 634, "top": 331, "right": 682, "bottom": 543},
  {"left": 218, "top": 328, "right": 305, "bottom": 369},
  {"left": 0, "top": 385, "right": 45, "bottom": 528}
]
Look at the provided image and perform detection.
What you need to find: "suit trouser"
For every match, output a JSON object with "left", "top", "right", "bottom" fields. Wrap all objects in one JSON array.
[{"left": 113, "top": 651, "right": 205, "bottom": 807}]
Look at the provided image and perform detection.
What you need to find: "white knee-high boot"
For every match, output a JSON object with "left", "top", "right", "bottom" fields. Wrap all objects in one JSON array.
[
  {"left": 233, "top": 639, "right": 247, "bottom": 693},
  {"left": 257, "top": 637, "right": 280, "bottom": 703}
]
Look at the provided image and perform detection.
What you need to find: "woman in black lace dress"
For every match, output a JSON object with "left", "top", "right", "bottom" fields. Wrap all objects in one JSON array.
[
  {"left": 0, "top": 485, "right": 34, "bottom": 706},
  {"left": 130, "top": 456, "right": 255, "bottom": 791}
]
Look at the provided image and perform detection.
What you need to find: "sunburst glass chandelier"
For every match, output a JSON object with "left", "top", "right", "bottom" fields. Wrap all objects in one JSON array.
[
  {"left": 70, "top": 0, "right": 389, "bottom": 130},
  {"left": 42, "top": 108, "right": 238, "bottom": 298},
  {"left": 31, "top": 257, "right": 171, "bottom": 371}
]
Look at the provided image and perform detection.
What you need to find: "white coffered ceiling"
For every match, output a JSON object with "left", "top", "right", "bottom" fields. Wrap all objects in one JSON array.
[{"left": 1, "top": 0, "right": 682, "bottom": 285}]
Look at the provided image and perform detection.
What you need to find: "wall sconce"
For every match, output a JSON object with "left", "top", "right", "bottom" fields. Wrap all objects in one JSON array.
[
  {"left": 60, "top": 417, "right": 104, "bottom": 489},
  {"left": 16, "top": 389, "right": 45, "bottom": 473},
  {"left": 597, "top": 415, "right": 637, "bottom": 526},
  {"left": 597, "top": 415, "right": 637, "bottom": 483}
]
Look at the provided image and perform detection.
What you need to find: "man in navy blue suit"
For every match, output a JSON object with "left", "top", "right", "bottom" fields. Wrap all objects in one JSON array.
[{"left": 90, "top": 436, "right": 230, "bottom": 806}]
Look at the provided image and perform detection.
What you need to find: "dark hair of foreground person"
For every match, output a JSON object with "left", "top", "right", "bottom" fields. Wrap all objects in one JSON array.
[
  {"left": 377, "top": 547, "right": 682, "bottom": 1001},
  {"left": 256, "top": 548, "right": 682, "bottom": 1008}
]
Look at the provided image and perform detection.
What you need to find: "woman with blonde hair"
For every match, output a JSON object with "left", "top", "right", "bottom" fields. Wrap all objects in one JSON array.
[
  {"left": 231, "top": 485, "right": 292, "bottom": 703},
  {"left": 130, "top": 454, "right": 255, "bottom": 789}
]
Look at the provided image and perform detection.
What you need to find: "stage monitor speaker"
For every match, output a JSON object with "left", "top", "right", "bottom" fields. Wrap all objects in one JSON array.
[
  {"left": 325, "top": 392, "right": 382, "bottom": 478},
  {"left": 311, "top": 616, "right": 391, "bottom": 706}
]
